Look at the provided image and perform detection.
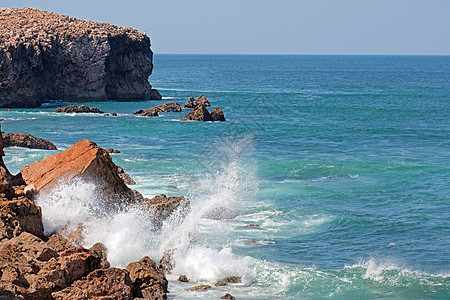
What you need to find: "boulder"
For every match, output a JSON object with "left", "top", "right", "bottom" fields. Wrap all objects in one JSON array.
[
  {"left": 117, "top": 166, "right": 136, "bottom": 186},
  {"left": 215, "top": 281, "right": 228, "bottom": 287},
  {"left": 181, "top": 104, "right": 213, "bottom": 122},
  {"left": 89, "top": 242, "right": 110, "bottom": 269},
  {"left": 187, "top": 284, "right": 211, "bottom": 292},
  {"left": 221, "top": 293, "right": 236, "bottom": 300},
  {"left": 52, "top": 268, "right": 134, "bottom": 300},
  {"left": 144, "top": 194, "right": 188, "bottom": 225},
  {"left": 106, "top": 148, "right": 121, "bottom": 154},
  {"left": 2, "top": 132, "right": 57, "bottom": 150},
  {"left": 46, "top": 234, "right": 72, "bottom": 253},
  {"left": 55, "top": 105, "right": 104, "bottom": 114},
  {"left": 0, "top": 7, "right": 161, "bottom": 108},
  {"left": 126, "top": 256, "right": 168, "bottom": 300},
  {"left": 210, "top": 108, "right": 226, "bottom": 122},
  {"left": 178, "top": 275, "right": 189, "bottom": 282},
  {"left": 134, "top": 101, "right": 182, "bottom": 117},
  {"left": 20, "top": 139, "right": 143, "bottom": 207},
  {"left": 226, "top": 276, "right": 242, "bottom": 283},
  {"left": 182, "top": 95, "right": 211, "bottom": 108}
]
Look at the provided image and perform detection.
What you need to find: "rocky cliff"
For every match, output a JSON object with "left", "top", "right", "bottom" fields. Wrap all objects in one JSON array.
[{"left": 0, "top": 7, "right": 161, "bottom": 108}]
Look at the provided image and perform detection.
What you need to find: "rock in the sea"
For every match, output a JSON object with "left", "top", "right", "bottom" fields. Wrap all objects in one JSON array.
[
  {"left": 181, "top": 104, "right": 213, "bottom": 121},
  {"left": 134, "top": 101, "right": 182, "bottom": 117},
  {"left": 215, "top": 281, "right": 228, "bottom": 287},
  {"left": 226, "top": 276, "right": 242, "bottom": 283},
  {"left": 221, "top": 293, "right": 236, "bottom": 300},
  {"left": 210, "top": 107, "right": 226, "bottom": 122},
  {"left": 106, "top": 148, "right": 121, "bottom": 154},
  {"left": 2, "top": 132, "right": 57, "bottom": 150},
  {"left": 126, "top": 256, "right": 168, "bottom": 300},
  {"left": 144, "top": 194, "right": 188, "bottom": 225},
  {"left": 20, "top": 139, "right": 143, "bottom": 207},
  {"left": 55, "top": 105, "right": 104, "bottom": 114},
  {"left": 178, "top": 275, "right": 189, "bottom": 282},
  {"left": 0, "top": 7, "right": 161, "bottom": 108},
  {"left": 117, "top": 165, "right": 136, "bottom": 185},
  {"left": 89, "top": 242, "right": 110, "bottom": 269},
  {"left": 52, "top": 268, "right": 134, "bottom": 300},
  {"left": 182, "top": 95, "right": 211, "bottom": 108},
  {"left": 187, "top": 284, "right": 212, "bottom": 292}
]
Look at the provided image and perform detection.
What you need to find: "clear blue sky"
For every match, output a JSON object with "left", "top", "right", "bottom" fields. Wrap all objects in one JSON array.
[{"left": 3, "top": 0, "right": 450, "bottom": 54}]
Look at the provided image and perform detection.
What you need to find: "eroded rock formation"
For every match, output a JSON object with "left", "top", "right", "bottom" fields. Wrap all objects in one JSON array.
[
  {"left": 0, "top": 7, "right": 161, "bottom": 108},
  {"left": 55, "top": 104, "right": 104, "bottom": 114},
  {"left": 182, "top": 95, "right": 211, "bottom": 108},
  {"left": 2, "top": 132, "right": 57, "bottom": 150},
  {"left": 134, "top": 101, "right": 182, "bottom": 117}
]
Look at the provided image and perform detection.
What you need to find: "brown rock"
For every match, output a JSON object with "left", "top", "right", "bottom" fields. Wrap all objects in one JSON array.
[
  {"left": 126, "top": 256, "right": 168, "bottom": 300},
  {"left": 215, "top": 281, "right": 228, "bottom": 287},
  {"left": 89, "top": 242, "right": 110, "bottom": 269},
  {"left": 182, "top": 95, "right": 211, "bottom": 108},
  {"left": 46, "top": 234, "right": 72, "bottom": 253},
  {"left": 180, "top": 104, "right": 213, "bottom": 122},
  {"left": 0, "top": 7, "right": 161, "bottom": 108},
  {"left": 55, "top": 105, "right": 104, "bottom": 114},
  {"left": 134, "top": 101, "right": 182, "bottom": 117},
  {"left": 105, "top": 148, "right": 121, "bottom": 154},
  {"left": 117, "top": 165, "right": 136, "bottom": 185},
  {"left": 0, "top": 196, "right": 44, "bottom": 241},
  {"left": 21, "top": 139, "right": 143, "bottom": 207},
  {"left": 226, "top": 276, "right": 242, "bottom": 283},
  {"left": 144, "top": 194, "right": 188, "bottom": 225},
  {"left": 221, "top": 293, "right": 236, "bottom": 300},
  {"left": 187, "top": 284, "right": 211, "bottom": 291},
  {"left": 1, "top": 132, "right": 57, "bottom": 150},
  {"left": 1, "top": 232, "right": 58, "bottom": 262},
  {"left": 51, "top": 268, "right": 134, "bottom": 300},
  {"left": 210, "top": 108, "right": 226, "bottom": 122},
  {"left": 0, "top": 125, "right": 14, "bottom": 198},
  {"left": 178, "top": 275, "right": 189, "bottom": 282}
]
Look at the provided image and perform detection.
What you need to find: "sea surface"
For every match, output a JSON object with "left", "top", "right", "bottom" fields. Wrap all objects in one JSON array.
[{"left": 2, "top": 55, "right": 450, "bottom": 299}]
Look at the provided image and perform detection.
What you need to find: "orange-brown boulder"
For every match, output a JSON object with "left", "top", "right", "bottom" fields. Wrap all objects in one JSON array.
[
  {"left": 180, "top": 104, "right": 213, "bottom": 121},
  {"left": 52, "top": 268, "right": 134, "bottom": 300},
  {"left": 1, "top": 132, "right": 57, "bottom": 150},
  {"left": 187, "top": 284, "right": 212, "bottom": 291},
  {"left": 21, "top": 139, "right": 143, "bottom": 207},
  {"left": 126, "top": 256, "right": 168, "bottom": 300}
]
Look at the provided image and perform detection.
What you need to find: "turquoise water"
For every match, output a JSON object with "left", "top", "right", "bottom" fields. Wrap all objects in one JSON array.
[{"left": 1, "top": 55, "right": 449, "bottom": 299}]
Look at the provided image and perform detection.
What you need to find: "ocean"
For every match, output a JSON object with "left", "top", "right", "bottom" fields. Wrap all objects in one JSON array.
[{"left": 1, "top": 55, "right": 449, "bottom": 299}]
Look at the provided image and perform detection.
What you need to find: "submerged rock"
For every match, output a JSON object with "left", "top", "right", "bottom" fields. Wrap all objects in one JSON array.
[
  {"left": 182, "top": 95, "right": 211, "bottom": 108},
  {"left": 180, "top": 104, "right": 213, "bottom": 121},
  {"left": 20, "top": 139, "right": 144, "bottom": 207},
  {"left": 134, "top": 101, "right": 182, "bottom": 117},
  {"left": 2, "top": 132, "right": 57, "bottom": 150},
  {"left": 0, "top": 7, "right": 161, "bottom": 108},
  {"left": 55, "top": 105, "right": 104, "bottom": 114},
  {"left": 126, "top": 256, "right": 168, "bottom": 300}
]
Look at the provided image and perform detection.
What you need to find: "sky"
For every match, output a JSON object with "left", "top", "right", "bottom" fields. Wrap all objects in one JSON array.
[{"left": 3, "top": 0, "right": 450, "bottom": 55}]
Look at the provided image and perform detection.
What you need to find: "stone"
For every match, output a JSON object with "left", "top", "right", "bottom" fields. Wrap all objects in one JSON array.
[
  {"left": 221, "top": 293, "right": 236, "bottom": 300},
  {"left": 117, "top": 165, "right": 136, "bottom": 185},
  {"left": 210, "top": 108, "right": 226, "bottom": 122},
  {"left": 52, "top": 268, "right": 134, "bottom": 300},
  {"left": 1, "top": 232, "right": 58, "bottom": 262},
  {"left": 104, "top": 112, "right": 118, "bottom": 116},
  {"left": 89, "top": 242, "right": 110, "bottom": 269},
  {"left": 106, "top": 148, "right": 121, "bottom": 154},
  {"left": 0, "top": 7, "right": 161, "bottom": 108},
  {"left": 178, "top": 275, "right": 189, "bottom": 282},
  {"left": 126, "top": 256, "right": 168, "bottom": 300},
  {"left": 55, "top": 105, "right": 104, "bottom": 114},
  {"left": 20, "top": 139, "right": 143, "bottom": 207},
  {"left": 182, "top": 95, "right": 211, "bottom": 108},
  {"left": 180, "top": 104, "right": 213, "bottom": 121},
  {"left": 2, "top": 132, "right": 57, "bottom": 150},
  {"left": 144, "top": 194, "right": 188, "bottom": 225},
  {"left": 46, "top": 234, "right": 72, "bottom": 253},
  {"left": 187, "top": 284, "right": 211, "bottom": 291},
  {"left": 226, "top": 276, "right": 241, "bottom": 283},
  {"left": 215, "top": 281, "right": 228, "bottom": 287},
  {"left": 134, "top": 101, "right": 182, "bottom": 117}
]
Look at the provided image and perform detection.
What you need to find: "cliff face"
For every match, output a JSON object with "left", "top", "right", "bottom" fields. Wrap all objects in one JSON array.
[{"left": 0, "top": 7, "right": 161, "bottom": 108}]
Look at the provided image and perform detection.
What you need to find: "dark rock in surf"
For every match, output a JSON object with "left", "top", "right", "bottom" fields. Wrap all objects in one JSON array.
[
  {"left": 221, "top": 293, "right": 236, "bottom": 300},
  {"left": 187, "top": 284, "right": 212, "bottom": 292},
  {"left": 144, "top": 194, "right": 189, "bottom": 225},
  {"left": 117, "top": 165, "right": 136, "bottom": 185},
  {"left": 134, "top": 101, "right": 182, "bottom": 117},
  {"left": 126, "top": 256, "right": 168, "bottom": 300},
  {"left": 226, "top": 276, "right": 242, "bottom": 283},
  {"left": 106, "top": 148, "right": 121, "bottom": 154},
  {"left": 2, "top": 132, "right": 57, "bottom": 150},
  {"left": 178, "top": 275, "right": 189, "bottom": 282},
  {"left": 182, "top": 95, "right": 211, "bottom": 108},
  {"left": 55, "top": 105, "right": 104, "bottom": 114},
  {"left": 210, "top": 107, "right": 226, "bottom": 122},
  {"left": 180, "top": 104, "right": 213, "bottom": 122}
]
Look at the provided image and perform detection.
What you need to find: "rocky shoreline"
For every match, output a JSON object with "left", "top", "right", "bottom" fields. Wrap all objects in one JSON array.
[{"left": 0, "top": 7, "right": 161, "bottom": 108}]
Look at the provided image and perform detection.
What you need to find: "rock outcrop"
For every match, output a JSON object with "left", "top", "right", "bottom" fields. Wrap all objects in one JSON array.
[
  {"left": 182, "top": 95, "right": 211, "bottom": 108},
  {"left": 126, "top": 256, "right": 168, "bottom": 300},
  {"left": 134, "top": 101, "right": 182, "bottom": 117},
  {"left": 210, "top": 107, "right": 226, "bottom": 122},
  {"left": 181, "top": 104, "right": 213, "bottom": 121},
  {"left": 55, "top": 104, "right": 104, "bottom": 114},
  {"left": 20, "top": 139, "right": 143, "bottom": 206},
  {"left": 2, "top": 132, "right": 57, "bottom": 150},
  {"left": 0, "top": 7, "right": 161, "bottom": 108},
  {"left": 144, "top": 194, "right": 188, "bottom": 225}
]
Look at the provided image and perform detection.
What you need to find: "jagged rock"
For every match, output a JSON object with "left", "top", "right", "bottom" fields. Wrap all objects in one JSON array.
[
  {"left": 89, "top": 243, "right": 110, "bottom": 269},
  {"left": 215, "top": 281, "right": 228, "bottom": 287},
  {"left": 182, "top": 95, "right": 211, "bottom": 108},
  {"left": 1, "top": 132, "right": 57, "bottom": 150},
  {"left": 210, "top": 108, "right": 226, "bottom": 122},
  {"left": 52, "top": 268, "right": 134, "bottom": 300},
  {"left": 144, "top": 194, "right": 188, "bottom": 225},
  {"left": 126, "top": 256, "right": 168, "bottom": 300},
  {"left": 46, "top": 234, "right": 72, "bottom": 253},
  {"left": 0, "top": 196, "right": 44, "bottom": 241},
  {"left": 178, "top": 275, "right": 189, "bottom": 282},
  {"left": 221, "top": 293, "right": 236, "bottom": 300},
  {"left": 117, "top": 166, "right": 136, "bottom": 185},
  {"left": 106, "top": 148, "right": 121, "bottom": 154},
  {"left": 1, "top": 232, "right": 58, "bottom": 262},
  {"left": 0, "top": 7, "right": 161, "bottom": 108},
  {"left": 55, "top": 105, "right": 104, "bottom": 114},
  {"left": 180, "top": 104, "right": 213, "bottom": 121},
  {"left": 20, "top": 139, "right": 144, "bottom": 207},
  {"left": 104, "top": 112, "right": 117, "bottom": 116},
  {"left": 226, "top": 276, "right": 241, "bottom": 283},
  {"left": 187, "top": 284, "right": 211, "bottom": 292},
  {"left": 134, "top": 101, "right": 182, "bottom": 117}
]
